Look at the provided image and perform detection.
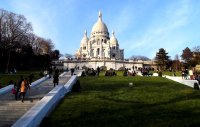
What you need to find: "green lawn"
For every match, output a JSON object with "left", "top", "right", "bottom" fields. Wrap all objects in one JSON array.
[
  {"left": 150, "top": 71, "right": 182, "bottom": 76},
  {"left": 0, "top": 71, "right": 43, "bottom": 87},
  {"left": 41, "top": 75, "right": 200, "bottom": 127}
]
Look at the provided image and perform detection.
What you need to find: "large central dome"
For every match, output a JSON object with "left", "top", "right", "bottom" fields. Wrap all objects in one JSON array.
[{"left": 91, "top": 11, "right": 109, "bottom": 36}]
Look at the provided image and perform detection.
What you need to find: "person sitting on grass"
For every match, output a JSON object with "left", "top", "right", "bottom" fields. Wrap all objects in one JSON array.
[{"left": 195, "top": 74, "right": 200, "bottom": 84}]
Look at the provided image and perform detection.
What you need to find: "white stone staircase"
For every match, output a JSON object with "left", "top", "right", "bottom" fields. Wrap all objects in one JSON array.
[
  {"left": 0, "top": 71, "right": 73, "bottom": 127},
  {"left": 0, "top": 100, "right": 39, "bottom": 127}
]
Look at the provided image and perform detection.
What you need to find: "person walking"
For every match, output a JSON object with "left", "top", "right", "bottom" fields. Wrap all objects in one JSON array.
[
  {"left": 189, "top": 69, "right": 194, "bottom": 80},
  {"left": 97, "top": 66, "right": 100, "bottom": 76},
  {"left": 17, "top": 76, "right": 24, "bottom": 99},
  {"left": 14, "top": 79, "right": 21, "bottom": 100},
  {"left": 53, "top": 71, "right": 59, "bottom": 87},
  {"left": 20, "top": 78, "right": 30, "bottom": 103},
  {"left": 70, "top": 68, "right": 75, "bottom": 76}
]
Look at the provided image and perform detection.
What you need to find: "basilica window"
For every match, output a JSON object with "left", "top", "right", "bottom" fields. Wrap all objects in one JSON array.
[
  {"left": 112, "top": 53, "right": 115, "bottom": 58},
  {"left": 83, "top": 46, "right": 86, "bottom": 50},
  {"left": 83, "top": 54, "right": 86, "bottom": 57}
]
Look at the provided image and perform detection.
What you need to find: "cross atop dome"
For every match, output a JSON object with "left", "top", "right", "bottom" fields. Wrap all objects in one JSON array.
[
  {"left": 98, "top": 11, "right": 102, "bottom": 20},
  {"left": 112, "top": 30, "right": 115, "bottom": 37},
  {"left": 84, "top": 30, "right": 87, "bottom": 37}
]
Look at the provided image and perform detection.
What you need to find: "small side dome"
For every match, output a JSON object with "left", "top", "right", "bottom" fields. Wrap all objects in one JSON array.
[
  {"left": 81, "top": 30, "right": 89, "bottom": 45},
  {"left": 110, "top": 31, "right": 118, "bottom": 46}
]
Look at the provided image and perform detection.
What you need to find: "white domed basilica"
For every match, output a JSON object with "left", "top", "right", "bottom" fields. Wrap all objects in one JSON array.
[
  {"left": 59, "top": 11, "right": 155, "bottom": 70},
  {"left": 76, "top": 11, "right": 124, "bottom": 60}
]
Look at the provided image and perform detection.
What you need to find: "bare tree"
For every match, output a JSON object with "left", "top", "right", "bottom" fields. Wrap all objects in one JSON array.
[
  {"left": 193, "top": 46, "right": 200, "bottom": 64},
  {"left": 172, "top": 54, "right": 182, "bottom": 71},
  {"left": 0, "top": 9, "right": 57, "bottom": 71},
  {"left": 3, "top": 12, "right": 32, "bottom": 72}
]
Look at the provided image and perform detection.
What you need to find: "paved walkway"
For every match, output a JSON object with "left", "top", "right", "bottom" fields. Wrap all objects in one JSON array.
[
  {"left": 165, "top": 75, "right": 199, "bottom": 88},
  {"left": 0, "top": 71, "right": 73, "bottom": 127}
]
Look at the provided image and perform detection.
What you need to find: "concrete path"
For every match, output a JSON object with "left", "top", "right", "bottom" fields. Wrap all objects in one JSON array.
[
  {"left": 165, "top": 75, "right": 199, "bottom": 88},
  {"left": 0, "top": 71, "right": 73, "bottom": 127}
]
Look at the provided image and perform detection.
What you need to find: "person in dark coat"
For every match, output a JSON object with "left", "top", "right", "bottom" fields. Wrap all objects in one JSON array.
[
  {"left": 53, "top": 70, "right": 59, "bottom": 87},
  {"left": 97, "top": 66, "right": 100, "bottom": 76}
]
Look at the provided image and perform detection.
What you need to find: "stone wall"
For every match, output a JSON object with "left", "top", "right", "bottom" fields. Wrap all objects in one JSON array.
[{"left": 62, "top": 60, "right": 145, "bottom": 70}]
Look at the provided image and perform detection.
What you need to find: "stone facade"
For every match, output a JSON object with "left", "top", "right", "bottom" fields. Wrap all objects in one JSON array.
[
  {"left": 59, "top": 11, "right": 157, "bottom": 70},
  {"left": 76, "top": 11, "right": 124, "bottom": 60},
  {"left": 63, "top": 60, "right": 144, "bottom": 70}
]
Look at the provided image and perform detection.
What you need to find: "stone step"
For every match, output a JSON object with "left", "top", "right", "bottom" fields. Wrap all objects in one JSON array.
[
  {"left": 0, "top": 115, "right": 22, "bottom": 120},
  {"left": 0, "top": 73, "right": 72, "bottom": 127},
  {"left": 0, "top": 121, "right": 15, "bottom": 127},
  {"left": 0, "top": 103, "right": 33, "bottom": 106},
  {"left": 0, "top": 111, "right": 25, "bottom": 116},
  {"left": 0, "top": 103, "right": 37, "bottom": 108}
]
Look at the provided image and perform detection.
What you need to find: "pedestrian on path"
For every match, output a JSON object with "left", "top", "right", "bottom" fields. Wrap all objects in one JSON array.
[
  {"left": 189, "top": 69, "right": 194, "bottom": 80},
  {"left": 17, "top": 76, "right": 24, "bottom": 99},
  {"left": 20, "top": 78, "right": 30, "bottom": 103},
  {"left": 181, "top": 70, "right": 185, "bottom": 79},
  {"left": 70, "top": 68, "right": 75, "bottom": 76},
  {"left": 53, "top": 69, "right": 59, "bottom": 87}
]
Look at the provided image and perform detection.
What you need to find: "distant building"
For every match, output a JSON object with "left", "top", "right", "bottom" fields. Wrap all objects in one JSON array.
[
  {"left": 55, "top": 11, "right": 157, "bottom": 70},
  {"left": 76, "top": 11, "right": 124, "bottom": 60}
]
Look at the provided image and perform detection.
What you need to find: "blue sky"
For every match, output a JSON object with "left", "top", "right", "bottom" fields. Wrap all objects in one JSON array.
[{"left": 1, "top": 0, "right": 200, "bottom": 59}]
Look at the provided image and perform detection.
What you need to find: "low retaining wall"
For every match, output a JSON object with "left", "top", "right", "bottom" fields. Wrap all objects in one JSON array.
[
  {"left": 0, "top": 76, "right": 49, "bottom": 95},
  {"left": 12, "top": 71, "right": 82, "bottom": 127},
  {"left": 165, "top": 76, "right": 199, "bottom": 88}
]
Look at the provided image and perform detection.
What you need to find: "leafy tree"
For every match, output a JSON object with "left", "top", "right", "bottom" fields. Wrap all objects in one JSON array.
[
  {"left": 155, "top": 48, "right": 170, "bottom": 70},
  {"left": 181, "top": 47, "right": 193, "bottom": 63},
  {"left": 193, "top": 46, "right": 200, "bottom": 65},
  {"left": 51, "top": 49, "right": 60, "bottom": 60}
]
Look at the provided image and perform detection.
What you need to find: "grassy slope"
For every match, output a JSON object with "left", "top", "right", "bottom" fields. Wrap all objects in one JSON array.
[
  {"left": 0, "top": 71, "right": 42, "bottom": 87},
  {"left": 42, "top": 75, "right": 200, "bottom": 127}
]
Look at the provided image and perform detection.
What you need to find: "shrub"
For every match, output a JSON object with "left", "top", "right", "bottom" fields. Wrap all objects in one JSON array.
[
  {"left": 100, "top": 66, "right": 107, "bottom": 71},
  {"left": 72, "top": 80, "right": 81, "bottom": 92},
  {"left": 118, "top": 67, "right": 126, "bottom": 71},
  {"left": 158, "top": 71, "right": 162, "bottom": 77}
]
